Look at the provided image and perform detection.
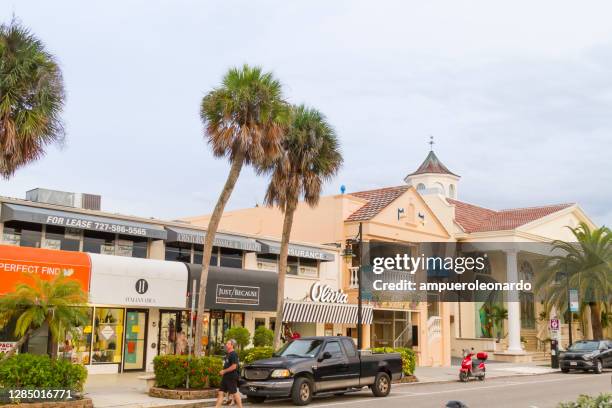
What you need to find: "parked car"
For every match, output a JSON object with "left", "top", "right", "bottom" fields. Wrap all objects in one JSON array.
[
  {"left": 559, "top": 340, "right": 612, "bottom": 373},
  {"left": 239, "top": 336, "right": 403, "bottom": 406}
]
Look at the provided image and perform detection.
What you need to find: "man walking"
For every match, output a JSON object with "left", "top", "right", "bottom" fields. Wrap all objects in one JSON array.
[{"left": 216, "top": 339, "right": 243, "bottom": 408}]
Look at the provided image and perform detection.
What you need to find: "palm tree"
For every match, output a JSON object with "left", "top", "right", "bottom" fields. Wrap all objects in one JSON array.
[
  {"left": 535, "top": 223, "right": 612, "bottom": 340},
  {"left": 0, "top": 274, "right": 89, "bottom": 360},
  {"left": 0, "top": 19, "right": 65, "bottom": 178},
  {"left": 264, "top": 105, "right": 343, "bottom": 348},
  {"left": 195, "top": 65, "right": 288, "bottom": 355},
  {"left": 491, "top": 305, "right": 508, "bottom": 341}
]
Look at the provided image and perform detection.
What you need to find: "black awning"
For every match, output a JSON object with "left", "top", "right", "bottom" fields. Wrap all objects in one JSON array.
[
  {"left": 185, "top": 264, "right": 277, "bottom": 311},
  {"left": 1, "top": 203, "right": 167, "bottom": 240},
  {"left": 166, "top": 227, "right": 261, "bottom": 252},
  {"left": 257, "top": 240, "right": 335, "bottom": 261}
]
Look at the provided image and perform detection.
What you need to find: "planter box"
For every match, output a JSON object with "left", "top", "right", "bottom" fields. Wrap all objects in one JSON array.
[
  {"left": 149, "top": 387, "right": 218, "bottom": 400},
  {"left": 1, "top": 397, "right": 93, "bottom": 408}
]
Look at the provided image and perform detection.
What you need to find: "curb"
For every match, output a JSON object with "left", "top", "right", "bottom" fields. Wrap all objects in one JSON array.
[{"left": 397, "top": 370, "right": 558, "bottom": 387}]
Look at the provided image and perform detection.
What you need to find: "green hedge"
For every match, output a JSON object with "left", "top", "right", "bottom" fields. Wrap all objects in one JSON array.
[
  {"left": 240, "top": 347, "right": 274, "bottom": 365},
  {"left": 153, "top": 355, "right": 223, "bottom": 389},
  {"left": 557, "top": 393, "right": 611, "bottom": 408},
  {"left": 252, "top": 326, "right": 274, "bottom": 347},
  {"left": 0, "top": 354, "right": 87, "bottom": 392},
  {"left": 371, "top": 347, "right": 416, "bottom": 376}
]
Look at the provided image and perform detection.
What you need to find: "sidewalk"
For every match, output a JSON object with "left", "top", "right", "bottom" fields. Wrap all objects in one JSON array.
[{"left": 85, "top": 362, "right": 558, "bottom": 408}]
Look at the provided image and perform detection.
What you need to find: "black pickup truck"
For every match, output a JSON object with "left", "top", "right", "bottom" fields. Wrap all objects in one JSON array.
[{"left": 239, "top": 336, "right": 403, "bottom": 405}]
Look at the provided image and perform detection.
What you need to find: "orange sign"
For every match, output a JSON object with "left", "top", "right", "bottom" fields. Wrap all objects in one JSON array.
[{"left": 0, "top": 245, "right": 91, "bottom": 295}]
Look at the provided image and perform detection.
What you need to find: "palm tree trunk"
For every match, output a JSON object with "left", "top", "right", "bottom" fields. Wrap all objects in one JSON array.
[
  {"left": 1, "top": 328, "right": 33, "bottom": 361},
  {"left": 194, "top": 153, "right": 245, "bottom": 356},
  {"left": 273, "top": 201, "right": 297, "bottom": 349},
  {"left": 589, "top": 302, "right": 603, "bottom": 339}
]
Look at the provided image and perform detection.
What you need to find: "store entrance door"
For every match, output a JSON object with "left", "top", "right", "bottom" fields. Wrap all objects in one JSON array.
[
  {"left": 207, "top": 310, "right": 225, "bottom": 354},
  {"left": 123, "top": 309, "right": 148, "bottom": 371}
]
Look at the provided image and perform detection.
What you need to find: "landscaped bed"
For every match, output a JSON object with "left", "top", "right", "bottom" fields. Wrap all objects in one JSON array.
[{"left": 149, "top": 355, "right": 223, "bottom": 399}]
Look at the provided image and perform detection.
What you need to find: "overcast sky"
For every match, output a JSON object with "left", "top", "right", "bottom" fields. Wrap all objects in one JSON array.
[{"left": 1, "top": 1, "right": 611, "bottom": 227}]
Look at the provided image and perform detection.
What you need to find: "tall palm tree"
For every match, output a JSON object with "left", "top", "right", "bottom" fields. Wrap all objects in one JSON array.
[
  {"left": 195, "top": 65, "right": 288, "bottom": 355},
  {"left": 535, "top": 222, "right": 612, "bottom": 340},
  {"left": 264, "top": 105, "right": 342, "bottom": 348},
  {"left": 0, "top": 274, "right": 89, "bottom": 360},
  {"left": 0, "top": 19, "right": 65, "bottom": 178}
]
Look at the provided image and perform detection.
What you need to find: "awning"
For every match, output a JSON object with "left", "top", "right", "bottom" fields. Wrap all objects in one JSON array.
[
  {"left": 89, "top": 253, "right": 187, "bottom": 308},
  {"left": 282, "top": 300, "right": 373, "bottom": 324},
  {"left": 166, "top": 227, "right": 261, "bottom": 252},
  {"left": 1, "top": 203, "right": 167, "bottom": 240},
  {"left": 185, "top": 264, "right": 277, "bottom": 311},
  {"left": 258, "top": 240, "right": 335, "bottom": 261}
]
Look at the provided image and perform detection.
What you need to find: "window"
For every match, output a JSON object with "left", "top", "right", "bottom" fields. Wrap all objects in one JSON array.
[
  {"left": 83, "top": 230, "right": 115, "bottom": 255},
  {"left": 434, "top": 182, "right": 445, "bottom": 195},
  {"left": 341, "top": 338, "right": 357, "bottom": 357},
  {"left": 219, "top": 248, "right": 242, "bottom": 268},
  {"left": 257, "top": 253, "right": 278, "bottom": 271},
  {"left": 416, "top": 183, "right": 426, "bottom": 193},
  {"left": 44, "top": 225, "right": 80, "bottom": 251},
  {"left": 92, "top": 308, "right": 124, "bottom": 364},
  {"left": 117, "top": 235, "right": 148, "bottom": 258},
  {"left": 3, "top": 221, "right": 42, "bottom": 248},
  {"left": 258, "top": 254, "right": 319, "bottom": 277},
  {"left": 224, "top": 312, "right": 244, "bottom": 329},
  {"left": 269, "top": 317, "right": 276, "bottom": 331},
  {"left": 449, "top": 184, "right": 456, "bottom": 199},
  {"left": 322, "top": 341, "right": 343, "bottom": 358},
  {"left": 165, "top": 243, "right": 192, "bottom": 262},
  {"left": 286, "top": 256, "right": 299, "bottom": 275},
  {"left": 299, "top": 258, "right": 319, "bottom": 277},
  {"left": 255, "top": 318, "right": 266, "bottom": 329},
  {"left": 59, "top": 307, "right": 93, "bottom": 364}
]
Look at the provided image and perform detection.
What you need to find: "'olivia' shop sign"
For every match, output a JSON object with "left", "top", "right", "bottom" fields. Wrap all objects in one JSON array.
[{"left": 309, "top": 282, "right": 348, "bottom": 304}]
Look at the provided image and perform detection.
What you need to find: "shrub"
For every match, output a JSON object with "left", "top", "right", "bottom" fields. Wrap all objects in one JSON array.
[
  {"left": 557, "top": 393, "right": 611, "bottom": 408},
  {"left": 0, "top": 353, "right": 87, "bottom": 392},
  {"left": 153, "top": 355, "right": 223, "bottom": 389},
  {"left": 224, "top": 327, "right": 250, "bottom": 350},
  {"left": 253, "top": 326, "right": 274, "bottom": 347},
  {"left": 240, "top": 347, "right": 274, "bottom": 365},
  {"left": 371, "top": 347, "right": 416, "bottom": 376}
]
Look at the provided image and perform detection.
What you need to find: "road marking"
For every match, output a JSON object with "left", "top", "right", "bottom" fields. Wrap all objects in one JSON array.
[{"left": 305, "top": 375, "right": 603, "bottom": 408}]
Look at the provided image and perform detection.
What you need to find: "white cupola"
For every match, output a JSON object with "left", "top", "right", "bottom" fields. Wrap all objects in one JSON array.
[{"left": 404, "top": 148, "right": 460, "bottom": 199}]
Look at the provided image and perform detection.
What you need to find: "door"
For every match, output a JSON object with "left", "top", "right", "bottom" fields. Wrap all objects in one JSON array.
[
  {"left": 158, "top": 311, "right": 180, "bottom": 356},
  {"left": 123, "top": 309, "right": 148, "bottom": 371},
  {"left": 314, "top": 340, "right": 349, "bottom": 391},
  {"left": 207, "top": 310, "right": 225, "bottom": 355}
]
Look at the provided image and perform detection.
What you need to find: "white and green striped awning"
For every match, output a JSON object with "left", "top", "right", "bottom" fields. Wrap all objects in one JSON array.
[{"left": 282, "top": 300, "right": 373, "bottom": 324}]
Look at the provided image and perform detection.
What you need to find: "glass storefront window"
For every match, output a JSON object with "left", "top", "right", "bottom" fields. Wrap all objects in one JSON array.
[
  {"left": 165, "top": 243, "right": 191, "bottom": 262},
  {"left": 3, "top": 221, "right": 42, "bottom": 248},
  {"left": 299, "top": 258, "right": 319, "bottom": 277},
  {"left": 257, "top": 253, "right": 278, "bottom": 271},
  {"left": 257, "top": 254, "right": 319, "bottom": 277},
  {"left": 83, "top": 231, "right": 115, "bottom": 255},
  {"left": 219, "top": 248, "right": 242, "bottom": 268},
  {"left": 117, "top": 235, "right": 148, "bottom": 258},
  {"left": 286, "top": 256, "right": 299, "bottom": 275},
  {"left": 44, "top": 225, "right": 80, "bottom": 251},
  {"left": 92, "top": 308, "right": 124, "bottom": 364},
  {"left": 59, "top": 307, "right": 93, "bottom": 364},
  {"left": 371, "top": 310, "right": 415, "bottom": 348}
]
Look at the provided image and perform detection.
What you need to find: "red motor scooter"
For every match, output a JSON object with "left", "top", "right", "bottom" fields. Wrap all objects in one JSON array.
[{"left": 459, "top": 348, "right": 487, "bottom": 382}]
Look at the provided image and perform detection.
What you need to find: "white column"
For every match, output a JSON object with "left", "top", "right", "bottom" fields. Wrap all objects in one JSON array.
[{"left": 506, "top": 249, "right": 523, "bottom": 353}]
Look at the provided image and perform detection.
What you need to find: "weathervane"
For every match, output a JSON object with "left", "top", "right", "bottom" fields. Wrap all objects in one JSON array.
[{"left": 429, "top": 135, "right": 434, "bottom": 151}]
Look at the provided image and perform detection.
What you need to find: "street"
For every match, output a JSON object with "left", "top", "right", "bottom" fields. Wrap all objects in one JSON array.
[{"left": 258, "top": 373, "right": 611, "bottom": 408}]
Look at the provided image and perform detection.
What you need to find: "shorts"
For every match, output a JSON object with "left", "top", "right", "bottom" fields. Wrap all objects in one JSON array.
[{"left": 220, "top": 375, "right": 238, "bottom": 394}]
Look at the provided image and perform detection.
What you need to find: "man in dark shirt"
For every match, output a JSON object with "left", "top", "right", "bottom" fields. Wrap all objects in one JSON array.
[{"left": 216, "top": 339, "right": 242, "bottom": 408}]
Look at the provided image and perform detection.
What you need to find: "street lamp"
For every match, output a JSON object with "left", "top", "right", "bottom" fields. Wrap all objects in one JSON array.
[{"left": 342, "top": 222, "right": 363, "bottom": 349}]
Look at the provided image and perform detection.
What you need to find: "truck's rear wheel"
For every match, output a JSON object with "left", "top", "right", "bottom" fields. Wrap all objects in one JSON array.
[
  {"left": 371, "top": 372, "right": 391, "bottom": 397},
  {"left": 291, "top": 377, "right": 313, "bottom": 406}
]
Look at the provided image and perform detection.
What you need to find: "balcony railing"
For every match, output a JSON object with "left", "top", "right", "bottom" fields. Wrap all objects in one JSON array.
[{"left": 348, "top": 266, "right": 360, "bottom": 288}]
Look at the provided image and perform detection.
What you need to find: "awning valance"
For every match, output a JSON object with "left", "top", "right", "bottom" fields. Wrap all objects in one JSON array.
[
  {"left": 166, "top": 227, "right": 261, "bottom": 252},
  {"left": 258, "top": 240, "right": 335, "bottom": 262},
  {"left": 1, "top": 203, "right": 167, "bottom": 240},
  {"left": 282, "top": 300, "right": 373, "bottom": 324}
]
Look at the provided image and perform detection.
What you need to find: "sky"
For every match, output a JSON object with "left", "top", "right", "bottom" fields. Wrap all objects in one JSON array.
[{"left": 1, "top": 1, "right": 611, "bottom": 226}]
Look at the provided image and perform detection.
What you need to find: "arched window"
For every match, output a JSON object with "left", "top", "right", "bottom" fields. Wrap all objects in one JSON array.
[
  {"left": 434, "top": 182, "right": 445, "bottom": 195},
  {"left": 416, "top": 183, "right": 426, "bottom": 193},
  {"left": 449, "top": 184, "right": 456, "bottom": 199}
]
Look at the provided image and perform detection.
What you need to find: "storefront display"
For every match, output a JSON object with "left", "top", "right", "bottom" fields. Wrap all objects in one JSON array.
[{"left": 92, "top": 308, "right": 124, "bottom": 364}]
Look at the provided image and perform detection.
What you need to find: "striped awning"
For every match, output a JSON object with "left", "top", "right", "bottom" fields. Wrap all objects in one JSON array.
[{"left": 282, "top": 300, "right": 373, "bottom": 324}]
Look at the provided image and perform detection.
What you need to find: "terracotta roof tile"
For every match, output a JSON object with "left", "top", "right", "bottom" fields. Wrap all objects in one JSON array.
[
  {"left": 448, "top": 199, "right": 573, "bottom": 233},
  {"left": 346, "top": 186, "right": 410, "bottom": 221}
]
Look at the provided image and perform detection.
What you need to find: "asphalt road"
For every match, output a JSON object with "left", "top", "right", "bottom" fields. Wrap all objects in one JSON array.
[{"left": 256, "top": 372, "right": 612, "bottom": 408}]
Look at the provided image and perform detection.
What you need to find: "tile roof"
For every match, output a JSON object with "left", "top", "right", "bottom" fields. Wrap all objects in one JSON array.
[
  {"left": 346, "top": 186, "right": 410, "bottom": 221},
  {"left": 448, "top": 199, "right": 574, "bottom": 233},
  {"left": 406, "top": 150, "right": 459, "bottom": 177}
]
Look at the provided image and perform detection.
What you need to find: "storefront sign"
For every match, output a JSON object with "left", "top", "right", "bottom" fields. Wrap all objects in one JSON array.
[
  {"left": 569, "top": 289, "right": 579, "bottom": 312},
  {"left": 215, "top": 284, "right": 260, "bottom": 305},
  {"left": 166, "top": 227, "right": 261, "bottom": 251},
  {"left": 0, "top": 245, "right": 90, "bottom": 294},
  {"left": 0, "top": 342, "right": 17, "bottom": 354},
  {"left": 309, "top": 282, "right": 348, "bottom": 304},
  {"left": 1, "top": 203, "right": 167, "bottom": 239},
  {"left": 258, "top": 241, "right": 335, "bottom": 261},
  {"left": 89, "top": 253, "right": 187, "bottom": 308}
]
